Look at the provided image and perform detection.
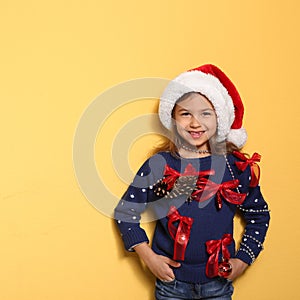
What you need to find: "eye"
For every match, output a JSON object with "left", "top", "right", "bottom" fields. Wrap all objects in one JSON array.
[
  {"left": 202, "top": 111, "right": 213, "bottom": 117},
  {"left": 180, "top": 112, "right": 191, "bottom": 116}
]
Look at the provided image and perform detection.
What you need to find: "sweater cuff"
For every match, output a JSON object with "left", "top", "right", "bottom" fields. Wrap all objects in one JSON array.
[
  {"left": 122, "top": 227, "right": 149, "bottom": 252},
  {"left": 235, "top": 249, "right": 255, "bottom": 265}
]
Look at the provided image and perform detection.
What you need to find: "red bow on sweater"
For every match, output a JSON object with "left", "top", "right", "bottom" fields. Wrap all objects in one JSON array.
[
  {"left": 191, "top": 178, "right": 246, "bottom": 209},
  {"left": 233, "top": 151, "right": 261, "bottom": 187},
  {"left": 206, "top": 234, "right": 233, "bottom": 278},
  {"left": 167, "top": 206, "right": 194, "bottom": 261},
  {"left": 162, "top": 164, "right": 215, "bottom": 190}
]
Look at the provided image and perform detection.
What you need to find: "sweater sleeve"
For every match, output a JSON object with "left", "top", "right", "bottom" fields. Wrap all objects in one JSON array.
[
  {"left": 114, "top": 154, "right": 166, "bottom": 251},
  {"left": 234, "top": 163, "right": 270, "bottom": 265}
]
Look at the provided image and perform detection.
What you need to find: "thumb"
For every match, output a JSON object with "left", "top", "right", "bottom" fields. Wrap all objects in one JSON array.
[{"left": 165, "top": 257, "right": 181, "bottom": 268}]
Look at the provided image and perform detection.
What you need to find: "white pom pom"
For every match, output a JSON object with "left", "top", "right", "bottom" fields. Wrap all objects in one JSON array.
[{"left": 227, "top": 128, "right": 247, "bottom": 148}]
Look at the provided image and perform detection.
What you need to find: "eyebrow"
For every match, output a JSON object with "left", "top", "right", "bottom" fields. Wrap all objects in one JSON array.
[{"left": 176, "top": 107, "right": 214, "bottom": 112}]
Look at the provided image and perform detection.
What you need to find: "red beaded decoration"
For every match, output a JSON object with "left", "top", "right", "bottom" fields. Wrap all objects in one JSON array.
[{"left": 218, "top": 259, "right": 232, "bottom": 278}]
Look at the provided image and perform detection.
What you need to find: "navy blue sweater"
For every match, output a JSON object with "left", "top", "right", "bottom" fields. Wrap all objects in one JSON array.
[{"left": 114, "top": 152, "right": 270, "bottom": 284}]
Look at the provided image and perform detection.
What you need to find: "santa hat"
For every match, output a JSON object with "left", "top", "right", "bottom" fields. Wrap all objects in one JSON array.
[{"left": 159, "top": 64, "right": 247, "bottom": 148}]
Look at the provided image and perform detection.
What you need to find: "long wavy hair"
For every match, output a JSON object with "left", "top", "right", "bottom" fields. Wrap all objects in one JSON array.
[{"left": 152, "top": 92, "right": 243, "bottom": 157}]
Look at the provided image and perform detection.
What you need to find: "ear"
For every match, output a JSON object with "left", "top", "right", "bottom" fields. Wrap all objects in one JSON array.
[{"left": 171, "top": 117, "right": 177, "bottom": 127}]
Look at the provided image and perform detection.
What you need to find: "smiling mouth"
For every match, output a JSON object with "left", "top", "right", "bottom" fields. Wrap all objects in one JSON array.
[{"left": 189, "top": 131, "right": 205, "bottom": 139}]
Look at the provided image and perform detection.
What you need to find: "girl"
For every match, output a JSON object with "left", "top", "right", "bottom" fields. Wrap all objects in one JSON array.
[{"left": 114, "top": 64, "right": 270, "bottom": 299}]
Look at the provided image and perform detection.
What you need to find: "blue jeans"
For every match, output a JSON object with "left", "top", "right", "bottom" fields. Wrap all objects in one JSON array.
[{"left": 155, "top": 278, "right": 234, "bottom": 300}]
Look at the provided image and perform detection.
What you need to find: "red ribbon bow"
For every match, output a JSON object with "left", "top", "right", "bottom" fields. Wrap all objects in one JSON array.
[
  {"left": 167, "top": 206, "right": 194, "bottom": 261},
  {"left": 233, "top": 151, "right": 261, "bottom": 187},
  {"left": 191, "top": 178, "right": 246, "bottom": 209},
  {"left": 162, "top": 164, "right": 215, "bottom": 190},
  {"left": 206, "top": 234, "right": 233, "bottom": 278}
]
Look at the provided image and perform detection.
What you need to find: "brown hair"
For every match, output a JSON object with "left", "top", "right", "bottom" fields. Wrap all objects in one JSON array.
[{"left": 152, "top": 92, "right": 243, "bottom": 157}]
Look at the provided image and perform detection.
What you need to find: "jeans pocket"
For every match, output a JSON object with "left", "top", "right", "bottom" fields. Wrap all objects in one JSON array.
[{"left": 156, "top": 278, "right": 188, "bottom": 300}]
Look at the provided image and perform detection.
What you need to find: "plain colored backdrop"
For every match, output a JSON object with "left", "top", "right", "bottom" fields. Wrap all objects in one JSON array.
[{"left": 1, "top": 0, "right": 300, "bottom": 299}]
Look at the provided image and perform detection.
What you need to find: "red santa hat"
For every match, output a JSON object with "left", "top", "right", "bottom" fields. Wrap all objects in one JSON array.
[{"left": 159, "top": 64, "right": 247, "bottom": 148}]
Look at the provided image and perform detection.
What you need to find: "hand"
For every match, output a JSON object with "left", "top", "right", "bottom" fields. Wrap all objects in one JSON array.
[
  {"left": 146, "top": 254, "right": 181, "bottom": 282},
  {"left": 227, "top": 258, "right": 248, "bottom": 281},
  {"left": 134, "top": 243, "right": 181, "bottom": 282}
]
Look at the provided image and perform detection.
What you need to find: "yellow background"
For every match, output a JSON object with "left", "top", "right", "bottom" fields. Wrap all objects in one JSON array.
[{"left": 1, "top": 0, "right": 300, "bottom": 299}]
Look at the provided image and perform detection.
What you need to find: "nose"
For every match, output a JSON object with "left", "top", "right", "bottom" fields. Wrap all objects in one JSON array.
[{"left": 190, "top": 116, "right": 202, "bottom": 128}]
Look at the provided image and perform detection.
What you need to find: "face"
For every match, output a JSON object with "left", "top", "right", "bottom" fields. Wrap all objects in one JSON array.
[{"left": 173, "top": 93, "right": 217, "bottom": 150}]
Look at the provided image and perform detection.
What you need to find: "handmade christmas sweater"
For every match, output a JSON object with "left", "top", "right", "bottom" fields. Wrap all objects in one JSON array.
[{"left": 114, "top": 152, "right": 270, "bottom": 284}]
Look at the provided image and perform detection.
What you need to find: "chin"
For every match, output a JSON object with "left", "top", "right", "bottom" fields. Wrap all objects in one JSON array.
[{"left": 190, "top": 138, "right": 208, "bottom": 146}]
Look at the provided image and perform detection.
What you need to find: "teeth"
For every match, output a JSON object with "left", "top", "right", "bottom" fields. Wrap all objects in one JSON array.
[{"left": 189, "top": 131, "right": 205, "bottom": 139}]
